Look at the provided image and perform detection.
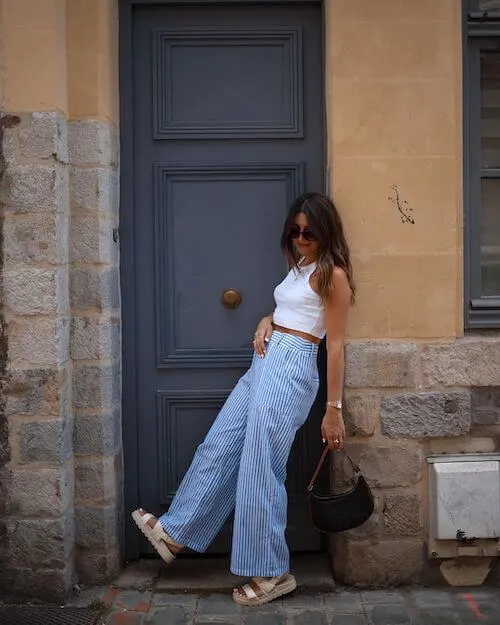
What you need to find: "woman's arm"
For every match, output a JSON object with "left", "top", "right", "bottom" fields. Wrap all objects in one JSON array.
[{"left": 321, "top": 266, "right": 352, "bottom": 449}]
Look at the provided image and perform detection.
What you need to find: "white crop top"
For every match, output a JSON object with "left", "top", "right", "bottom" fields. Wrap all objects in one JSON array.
[{"left": 273, "top": 262, "right": 326, "bottom": 339}]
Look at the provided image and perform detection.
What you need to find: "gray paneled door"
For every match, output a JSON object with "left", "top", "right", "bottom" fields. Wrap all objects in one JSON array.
[{"left": 129, "top": 2, "right": 325, "bottom": 555}]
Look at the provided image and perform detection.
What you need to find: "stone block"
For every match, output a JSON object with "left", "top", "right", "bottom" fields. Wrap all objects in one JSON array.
[
  {"left": 70, "top": 215, "right": 118, "bottom": 264},
  {"left": 8, "top": 318, "right": 69, "bottom": 367},
  {"left": 0, "top": 565, "right": 73, "bottom": 603},
  {"left": 345, "top": 493, "right": 382, "bottom": 538},
  {"left": 472, "top": 388, "right": 494, "bottom": 408},
  {"left": 3, "top": 212, "right": 68, "bottom": 264},
  {"left": 345, "top": 343, "right": 418, "bottom": 388},
  {"left": 6, "top": 515, "right": 74, "bottom": 570},
  {"left": 71, "top": 315, "right": 120, "bottom": 360},
  {"left": 115, "top": 560, "right": 162, "bottom": 591},
  {"left": 73, "top": 362, "right": 120, "bottom": 410},
  {"left": 1, "top": 163, "right": 68, "bottom": 213},
  {"left": 3, "top": 128, "right": 18, "bottom": 167},
  {"left": 75, "top": 505, "right": 119, "bottom": 549},
  {"left": 346, "top": 442, "right": 424, "bottom": 488},
  {"left": 68, "top": 121, "right": 118, "bottom": 166},
  {"left": 381, "top": 391, "right": 471, "bottom": 438},
  {"left": 75, "top": 455, "right": 120, "bottom": 505},
  {"left": 344, "top": 393, "right": 379, "bottom": 436},
  {"left": 429, "top": 437, "right": 496, "bottom": 454},
  {"left": 471, "top": 410, "right": 500, "bottom": 426},
  {"left": 332, "top": 536, "right": 423, "bottom": 587},
  {"left": 18, "top": 112, "right": 68, "bottom": 163},
  {"left": 70, "top": 166, "right": 118, "bottom": 215},
  {"left": 73, "top": 409, "right": 121, "bottom": 455},
  {"left": 8, "top": 465, "right": 73, "bottom": 517},
  {"left": 383, "top": 493, "right": 423, "bottom": 536},
  {"left": 70, "top": 266, "right": 120, "bottom": 312},
  {"left": 4, "top": 268, "right": 61, "bottom": 315},
  {"left": 471, "top": 387, "right": 500, "bottom": 426},
  {"left": 6, "top": 366, "right": 70, "bottom": 417},
  {"left": 422, "top": 339, "right": 500, "bottom": 387},
  {"left": 75, "top": 545, "right": 121, "bottom": 584},
  {"left": 18, "top": 418, "right": 72, "bottom": 464}
]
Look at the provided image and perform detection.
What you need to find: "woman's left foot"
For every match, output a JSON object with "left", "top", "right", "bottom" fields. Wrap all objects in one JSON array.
[{"left": 233, "top": 573, "right": 297, "bottom": 606}]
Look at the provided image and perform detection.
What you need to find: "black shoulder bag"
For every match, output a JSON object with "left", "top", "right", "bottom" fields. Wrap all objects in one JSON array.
[{"left": 307, "top": 446, "right": 374, "bottom": 533}]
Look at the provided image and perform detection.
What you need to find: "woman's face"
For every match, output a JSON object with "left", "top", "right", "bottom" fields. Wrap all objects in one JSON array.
[{"left": 290, "top": 211, "right": 320, "bottom": 260}]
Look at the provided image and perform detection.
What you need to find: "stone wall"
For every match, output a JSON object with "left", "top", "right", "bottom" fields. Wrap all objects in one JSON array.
[
  {"left": 0, "top": 110, "right": 121, "bottom": 601},
  {"left": 0, "top": 0, "right": 121, "bottom": 601},
  {"left": 332, "top": 336, "right": 500, "bottom": 587}
]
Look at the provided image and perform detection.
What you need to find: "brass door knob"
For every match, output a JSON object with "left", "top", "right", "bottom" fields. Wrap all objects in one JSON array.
[{"left": 221, "top": 288, "right": 242, "bottom": 309}]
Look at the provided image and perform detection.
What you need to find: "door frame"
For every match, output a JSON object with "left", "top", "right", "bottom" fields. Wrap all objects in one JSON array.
[{"left": 119, "top": 0, "right": 326, "bottom": 560}]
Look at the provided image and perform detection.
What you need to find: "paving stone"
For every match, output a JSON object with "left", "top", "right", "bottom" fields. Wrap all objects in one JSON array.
[
  {"left": 457, "top": 598, "right": 500, "bottom": 621},
  {"left": 369, "top": 605, "right": 411, "bottom": 625},
  {"left": 195, "top": 622, "right": 236, "bottom": 625},
  {"left": 150, "top": 592, "right": 197, "bottom": 609},
  {"left": 111, "top": 590, "right": 152, "bottom": 612},
  {"left": 329, "top": 615, "right": 369, "bottom": 625},
  {"left": 415, "top": 609, "right": 461, "bottom": 625},
  {"left": 240, "top": 601, "right": 283, "bottom": 615},
  {"left": 411, "top": 589, "right": 454, "bottom": 609},
  {"left": 146, "top": 605, "right": 188, "bottom": 625},
  {"left": 325, "top": 592, "right": 363, "bottom": 613},
  {"left": 283, "top": 592, "right": 325, "bottom": 611},
  {"left": 361, "top": 591, "right": 406, "bottom": 605},
  {"left": 107, "top": 613, "right": 145, "bottom": 625},
  {"left": 197, "top": 594, "right": 242, "bottom": 616},
  {"left": 289, "top": 609, "right": 328, "bottom": 625},
  {"left": 243, "top": 613, "right": 286, "bottom": 625}
]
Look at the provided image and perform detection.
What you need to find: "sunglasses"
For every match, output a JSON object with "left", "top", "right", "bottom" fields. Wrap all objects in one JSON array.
[{"left": 289, "top": 226, "right": 317, "bottom": 242}]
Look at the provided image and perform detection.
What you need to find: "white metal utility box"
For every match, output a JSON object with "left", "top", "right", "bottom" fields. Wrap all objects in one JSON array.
[{"left": 427, "top": 454, "right": 500, "bottom": 558}]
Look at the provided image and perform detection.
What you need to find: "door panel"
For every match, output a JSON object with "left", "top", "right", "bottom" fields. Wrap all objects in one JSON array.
[{"left": 131, "top": 2, "right": 325, "bottom": 554}]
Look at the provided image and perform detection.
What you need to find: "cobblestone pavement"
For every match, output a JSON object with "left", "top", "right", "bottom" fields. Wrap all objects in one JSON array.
[{"left": 67, "top": 585, "right": 500, "bottom": 625}]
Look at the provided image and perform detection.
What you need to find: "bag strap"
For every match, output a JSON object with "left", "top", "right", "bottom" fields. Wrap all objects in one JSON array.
[{"left": 307, "top": 446, "right": 360, "bottom": 492}]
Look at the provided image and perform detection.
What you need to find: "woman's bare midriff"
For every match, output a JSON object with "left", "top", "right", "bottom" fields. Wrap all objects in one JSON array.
[{"left": 272, "top": 323, "right": 321, "bottom": 345}]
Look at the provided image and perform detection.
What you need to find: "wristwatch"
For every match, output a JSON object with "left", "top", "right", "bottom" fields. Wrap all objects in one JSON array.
[{"left": 326, "top": 400, "right": 342, "bottom": 410}]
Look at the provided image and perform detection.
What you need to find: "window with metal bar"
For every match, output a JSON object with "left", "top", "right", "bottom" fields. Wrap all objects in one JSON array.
[{"left": 465, "top": 1, "right": 500, "bottom": 326}]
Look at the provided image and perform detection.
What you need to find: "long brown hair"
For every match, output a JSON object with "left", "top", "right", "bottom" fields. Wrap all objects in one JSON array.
[{"left": 280, "top": 192, "right": 355, "bottom": 303}]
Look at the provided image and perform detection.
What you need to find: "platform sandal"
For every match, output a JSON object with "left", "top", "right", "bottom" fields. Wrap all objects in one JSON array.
[
  {"left": 131, "top": 508, "right": 183, "bottom": 564},
  {"left": 233, "top": 573, "right": 297, "bottom": 606}
]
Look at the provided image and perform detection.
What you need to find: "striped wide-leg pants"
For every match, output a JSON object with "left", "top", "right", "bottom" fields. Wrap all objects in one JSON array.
[{"left": 159, "top": 331, "right": 319, "bottom": 577}]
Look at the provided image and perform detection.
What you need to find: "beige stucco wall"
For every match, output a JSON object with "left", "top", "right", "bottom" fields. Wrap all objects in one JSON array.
[
  {"left": 0, "top": 0, "right": 118, "bottom": 123},
  {"left": 325, "top": 0, "right": 463, "bottom": 339}
]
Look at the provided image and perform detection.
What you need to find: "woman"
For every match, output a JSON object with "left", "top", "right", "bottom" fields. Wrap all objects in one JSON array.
[{"left": 132, "top": 192, "right": 354, "bottom": 606}]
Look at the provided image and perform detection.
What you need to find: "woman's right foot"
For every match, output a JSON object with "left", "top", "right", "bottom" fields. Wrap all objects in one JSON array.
[{"left": 131, "top": 508, "right": 184, "bottom": 563}]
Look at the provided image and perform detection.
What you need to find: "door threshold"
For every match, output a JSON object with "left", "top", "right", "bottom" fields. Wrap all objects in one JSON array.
[{"left": 115, "top": 554, "right": 335, "bottom": 594}]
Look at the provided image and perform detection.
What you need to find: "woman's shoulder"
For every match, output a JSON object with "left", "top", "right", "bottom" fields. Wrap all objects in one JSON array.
[
  {"left": 331, "top": 264, "right": 348, "bottom": 284},
  {"left": 328, "top": 264, "right": 351, "bottom": 304}
]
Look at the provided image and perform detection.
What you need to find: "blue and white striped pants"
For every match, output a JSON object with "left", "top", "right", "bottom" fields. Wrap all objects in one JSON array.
[{"left": 159, "top": 331, "right": 319, "bottom": 577}]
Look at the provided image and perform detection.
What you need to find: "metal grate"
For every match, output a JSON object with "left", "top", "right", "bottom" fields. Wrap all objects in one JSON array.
[{"left": 0, "top": 606, "right": 101, "bottom": 625}]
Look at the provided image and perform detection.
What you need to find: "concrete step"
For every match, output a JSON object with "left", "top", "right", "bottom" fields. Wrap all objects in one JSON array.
[{"left": 114, "top": 554, "right": 335, "bottom": 594}]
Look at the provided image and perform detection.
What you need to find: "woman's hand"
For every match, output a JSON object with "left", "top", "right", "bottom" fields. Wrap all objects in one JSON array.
[
  {"left": 253, "top": 315, "right": 273, "bottom": 357},
  {"left": 321, "top": 409, "right": 346, "bottom": 450}
]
